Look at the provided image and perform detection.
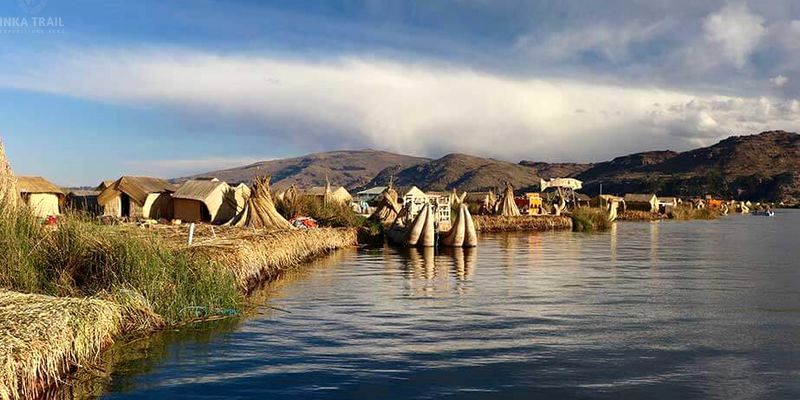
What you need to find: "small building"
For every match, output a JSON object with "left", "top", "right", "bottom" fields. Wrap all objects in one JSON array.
[
  {"left": 575, "top": 193, "right": 592, "bottom": 208},
  {"left": 66, "top": 190, "right": 101, "bottom": 215},
  {"left": 306, "top": 185, "right": 352, "bottom": 205},
  {"left": 463, "top": 191, "right": 497, "bottom": 215},
  {"left": 356, "top": 186, "right": 388, "bottom": 204},
  {"left": 623, "top": 193, "right": 658, "bottom": 213},
  {"left": 402, "top": 186, "right": 429, "bottom": 220},
  {"left": 591, "top": 194, "right": 624, "bottom": 208},
  {"left": 657, "top": 197, "right": 679, "bottom": 213},
  {"left": 426, "top": 191, "right": 451, "bottom": 229},
  {"left": 16, "top": 176, "right": 65, "bottom": 218},
  {"left": 524, "top": 193, "right": 543, "bottom": 215},
  {"left": 172, "top": 179, "right": 243, "bottom": 224},
  {"left": 98, "top": 176, "right": 176, "bottom": 219}
]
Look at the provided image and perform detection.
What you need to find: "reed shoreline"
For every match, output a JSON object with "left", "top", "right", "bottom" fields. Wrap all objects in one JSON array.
[
  {"left": 473, "top": 215, "right": 573, "bottom": 232},
  {"left": 0, "top": 215, "right": 357, "bottom": 399}
]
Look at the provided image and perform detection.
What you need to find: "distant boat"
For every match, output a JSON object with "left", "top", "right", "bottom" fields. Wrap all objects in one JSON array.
[{"left": 752, "top": 210, "right": 775, "bottom": 217}]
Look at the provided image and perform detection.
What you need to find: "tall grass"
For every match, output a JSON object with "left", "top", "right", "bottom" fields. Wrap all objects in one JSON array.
[
  {"left": 275, "top": 195, "right": 365, "bottom": 228},
  {"left": 668, "top": 205, "right": 720, "bottom": 220},
  {"left": 570, "top": 207, "right": 612, "bottom": 232},
  {"left": 0, "top": 206, "right": 242, "bottom": 325}
]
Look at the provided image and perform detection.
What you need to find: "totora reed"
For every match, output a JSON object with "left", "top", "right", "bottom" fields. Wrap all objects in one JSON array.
[
  {"left": 0, "top": 291, "right": 121, "bottom": 400},
  {"left": 187, "top": 228, "right": 358, "bottom": 292},
  {"left": 473, "top": 215, "right": 573, "bottom": 232}
]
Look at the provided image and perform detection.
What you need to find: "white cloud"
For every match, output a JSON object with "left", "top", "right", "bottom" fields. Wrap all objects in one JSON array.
[
  {"left": 703, "top": 3, "right": 765, "bottom": 68},
  {"left": 1, "top": 48, "right": 798, "bottom": 161},
  {"left": 517, "top": 20, "right": 671, "bottom": 63},
  {"left": 770, "top": 74, "right": 788, "bottom": 87}
]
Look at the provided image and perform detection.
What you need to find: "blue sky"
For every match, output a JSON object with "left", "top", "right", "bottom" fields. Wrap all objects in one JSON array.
[{"left": 1, "top": 0, "right": 799, "bottom": 185}]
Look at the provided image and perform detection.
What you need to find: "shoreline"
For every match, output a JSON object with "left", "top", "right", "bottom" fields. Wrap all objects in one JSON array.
[{"left": 0, "top": 225, "right": 357, "bottom": 399}]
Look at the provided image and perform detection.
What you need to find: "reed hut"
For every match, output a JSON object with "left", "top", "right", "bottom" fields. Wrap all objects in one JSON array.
[
  {"left": 464, "top": 191, "right": 496, "bottom": 215},
  {"left": 306, "top": 184, "right": 352, "bottom": 205},
  {"left": 623, "top": 193, "right": 658, "bottom": 213},
  {"left": 172, "top": 179, "right": 240, "bottom": 224},
  {"left": 402, "top": 186, "right": 429, "bottom": 220},
  {"left": 356, "top": 186, "right": 388, "bottom": 204},
  {"left": 496, "top": 183, "right": 520, "bottom": 217},
  {"left": 98, "top": 176, "right": 176, "bottom": 219},
  {"left": 575, "top": 193, "right": 592, "bottom": 208},
  {"left": 16, "top": 176, "right": 65, "bottom": 218}
]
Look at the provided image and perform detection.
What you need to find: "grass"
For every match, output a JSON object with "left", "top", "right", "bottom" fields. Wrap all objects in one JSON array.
[
  {"left": 275, "top": 195, "right": 365, "bottom": 228},
  {"left": 570, "top": 207, "right": 612, "bottom": 232},
  {"left": 0, "top": 206, "right": 242, "bottom": 326},
  {"left": 472, "top": 214, "right": 573, "bottom": 232},
  {"left": 187, "top": 228, "right": 358, "bottom": 292},
  {"left": 668, "top": 205, "right": 720, "bottom": 220}
]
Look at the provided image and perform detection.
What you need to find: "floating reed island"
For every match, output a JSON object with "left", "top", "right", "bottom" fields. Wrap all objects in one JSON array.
[{"left": 0, "top": 140, "right": 360, "bottom": 399}]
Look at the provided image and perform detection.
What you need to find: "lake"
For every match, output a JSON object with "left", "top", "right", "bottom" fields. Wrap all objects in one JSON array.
[{"left": 95, "top": 211, "right": 800, "bottom": 399}]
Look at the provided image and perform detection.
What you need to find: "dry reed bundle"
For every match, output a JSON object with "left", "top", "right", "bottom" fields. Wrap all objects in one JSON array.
[
  {"left": 369, "top": 186, "right": 401, "bottom": 226},
  {"left": 0, "top": 140, "right": 17, "bottom": 214},
  {"left": 0, "top": 291, "right": 122, "bottom": 400},
  {"left": 496, "top": 183, "right": 520, "bottom": 217},
  {"left": 617, "top": 210, "right": 663, "bottom": 221},
  {"left": 243, "top": 176, "right": 293, "bottom": 229},
  {"left": 187, "top": 228, "right": 357, "bottom": 291},
  {"left": 473, "top": 214, "right": 572, "bottom": 232}
]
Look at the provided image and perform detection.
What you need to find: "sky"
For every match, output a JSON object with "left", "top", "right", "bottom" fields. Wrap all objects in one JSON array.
[{"left": 1, "top": 0, "right": 799, "bottom": 185}]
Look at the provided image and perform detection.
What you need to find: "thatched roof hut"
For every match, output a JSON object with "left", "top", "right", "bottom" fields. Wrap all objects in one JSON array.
[
  {"left": 173, "top": 179, "right": 241, "bottom": 224},
  {"left": 356, "top": 186, "right": 388, "bottom": 204},
  {"left": 463, "top": 191, "right": 496, "bottom": 214},
  {"left": 623, "top": 193, "right": 658, "bottom": 212},
  {"left": 98, "top": 176, "right": 176, "bottom": 219},
  {"left": 307, "top": 185, "right": 352, "bottom": 205},
  {"left": 16, "top": 176, "right": 65, "bottom": 218}
]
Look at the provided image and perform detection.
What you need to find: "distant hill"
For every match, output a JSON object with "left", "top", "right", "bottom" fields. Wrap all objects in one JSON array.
[
  {"left": 366, "top": 153, "right": 543, "bottom": 193},
  {"left": 576, "top": 131, "right": 800, "bottom": 203},
  {"left": 180, "top": 150, "right": 428, "bottom": 191},
  {"left": 184, "top": 131, "right": 800, "bottom": 204},
  {"left": 517, "top": 161, "right": 593, "bottom": 179}
]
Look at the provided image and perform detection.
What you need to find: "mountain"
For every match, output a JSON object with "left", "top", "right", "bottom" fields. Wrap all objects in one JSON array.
[
  {"left": 517, "top": 161, "right": 593, "bottom": 179},
  {"left": 366, "top": 153, "right": 543, "bottom": 192},
  {"left": 181, "top": 150, "right": 429, "bottom": 191},
  {"left": 576, "top": 131, "right": 800, "bottom": 203},
  {"left": 184, "top": 131, "right": 800, "bottom": 204}
]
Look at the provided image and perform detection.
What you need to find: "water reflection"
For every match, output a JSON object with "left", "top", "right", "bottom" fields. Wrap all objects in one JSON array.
[
  {"left": 398, "top": 246, "right": 477, "bottom": 296},
  {"left": 88, "top": 212, "right": 800, "bottom": 399}
]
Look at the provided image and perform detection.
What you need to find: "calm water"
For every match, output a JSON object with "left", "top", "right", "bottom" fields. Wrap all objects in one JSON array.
[{"left": 98, "top": 212, "right": 800, "bottom": 399}]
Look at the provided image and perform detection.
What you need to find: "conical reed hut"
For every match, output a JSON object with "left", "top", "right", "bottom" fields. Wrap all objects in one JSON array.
[
  {"left": 496, "top": 183, "right": 520, "bottom": 217},
  {"left": 0, "top": 139, "right": 17, "bottom": 213},
  {"left": 237, "top": 176, "right": 294, "bottom": 230}
]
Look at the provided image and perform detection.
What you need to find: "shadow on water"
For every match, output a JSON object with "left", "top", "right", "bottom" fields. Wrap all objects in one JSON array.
[{"left": 43, "top": 317, "right": 242, "bottom": 400}]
